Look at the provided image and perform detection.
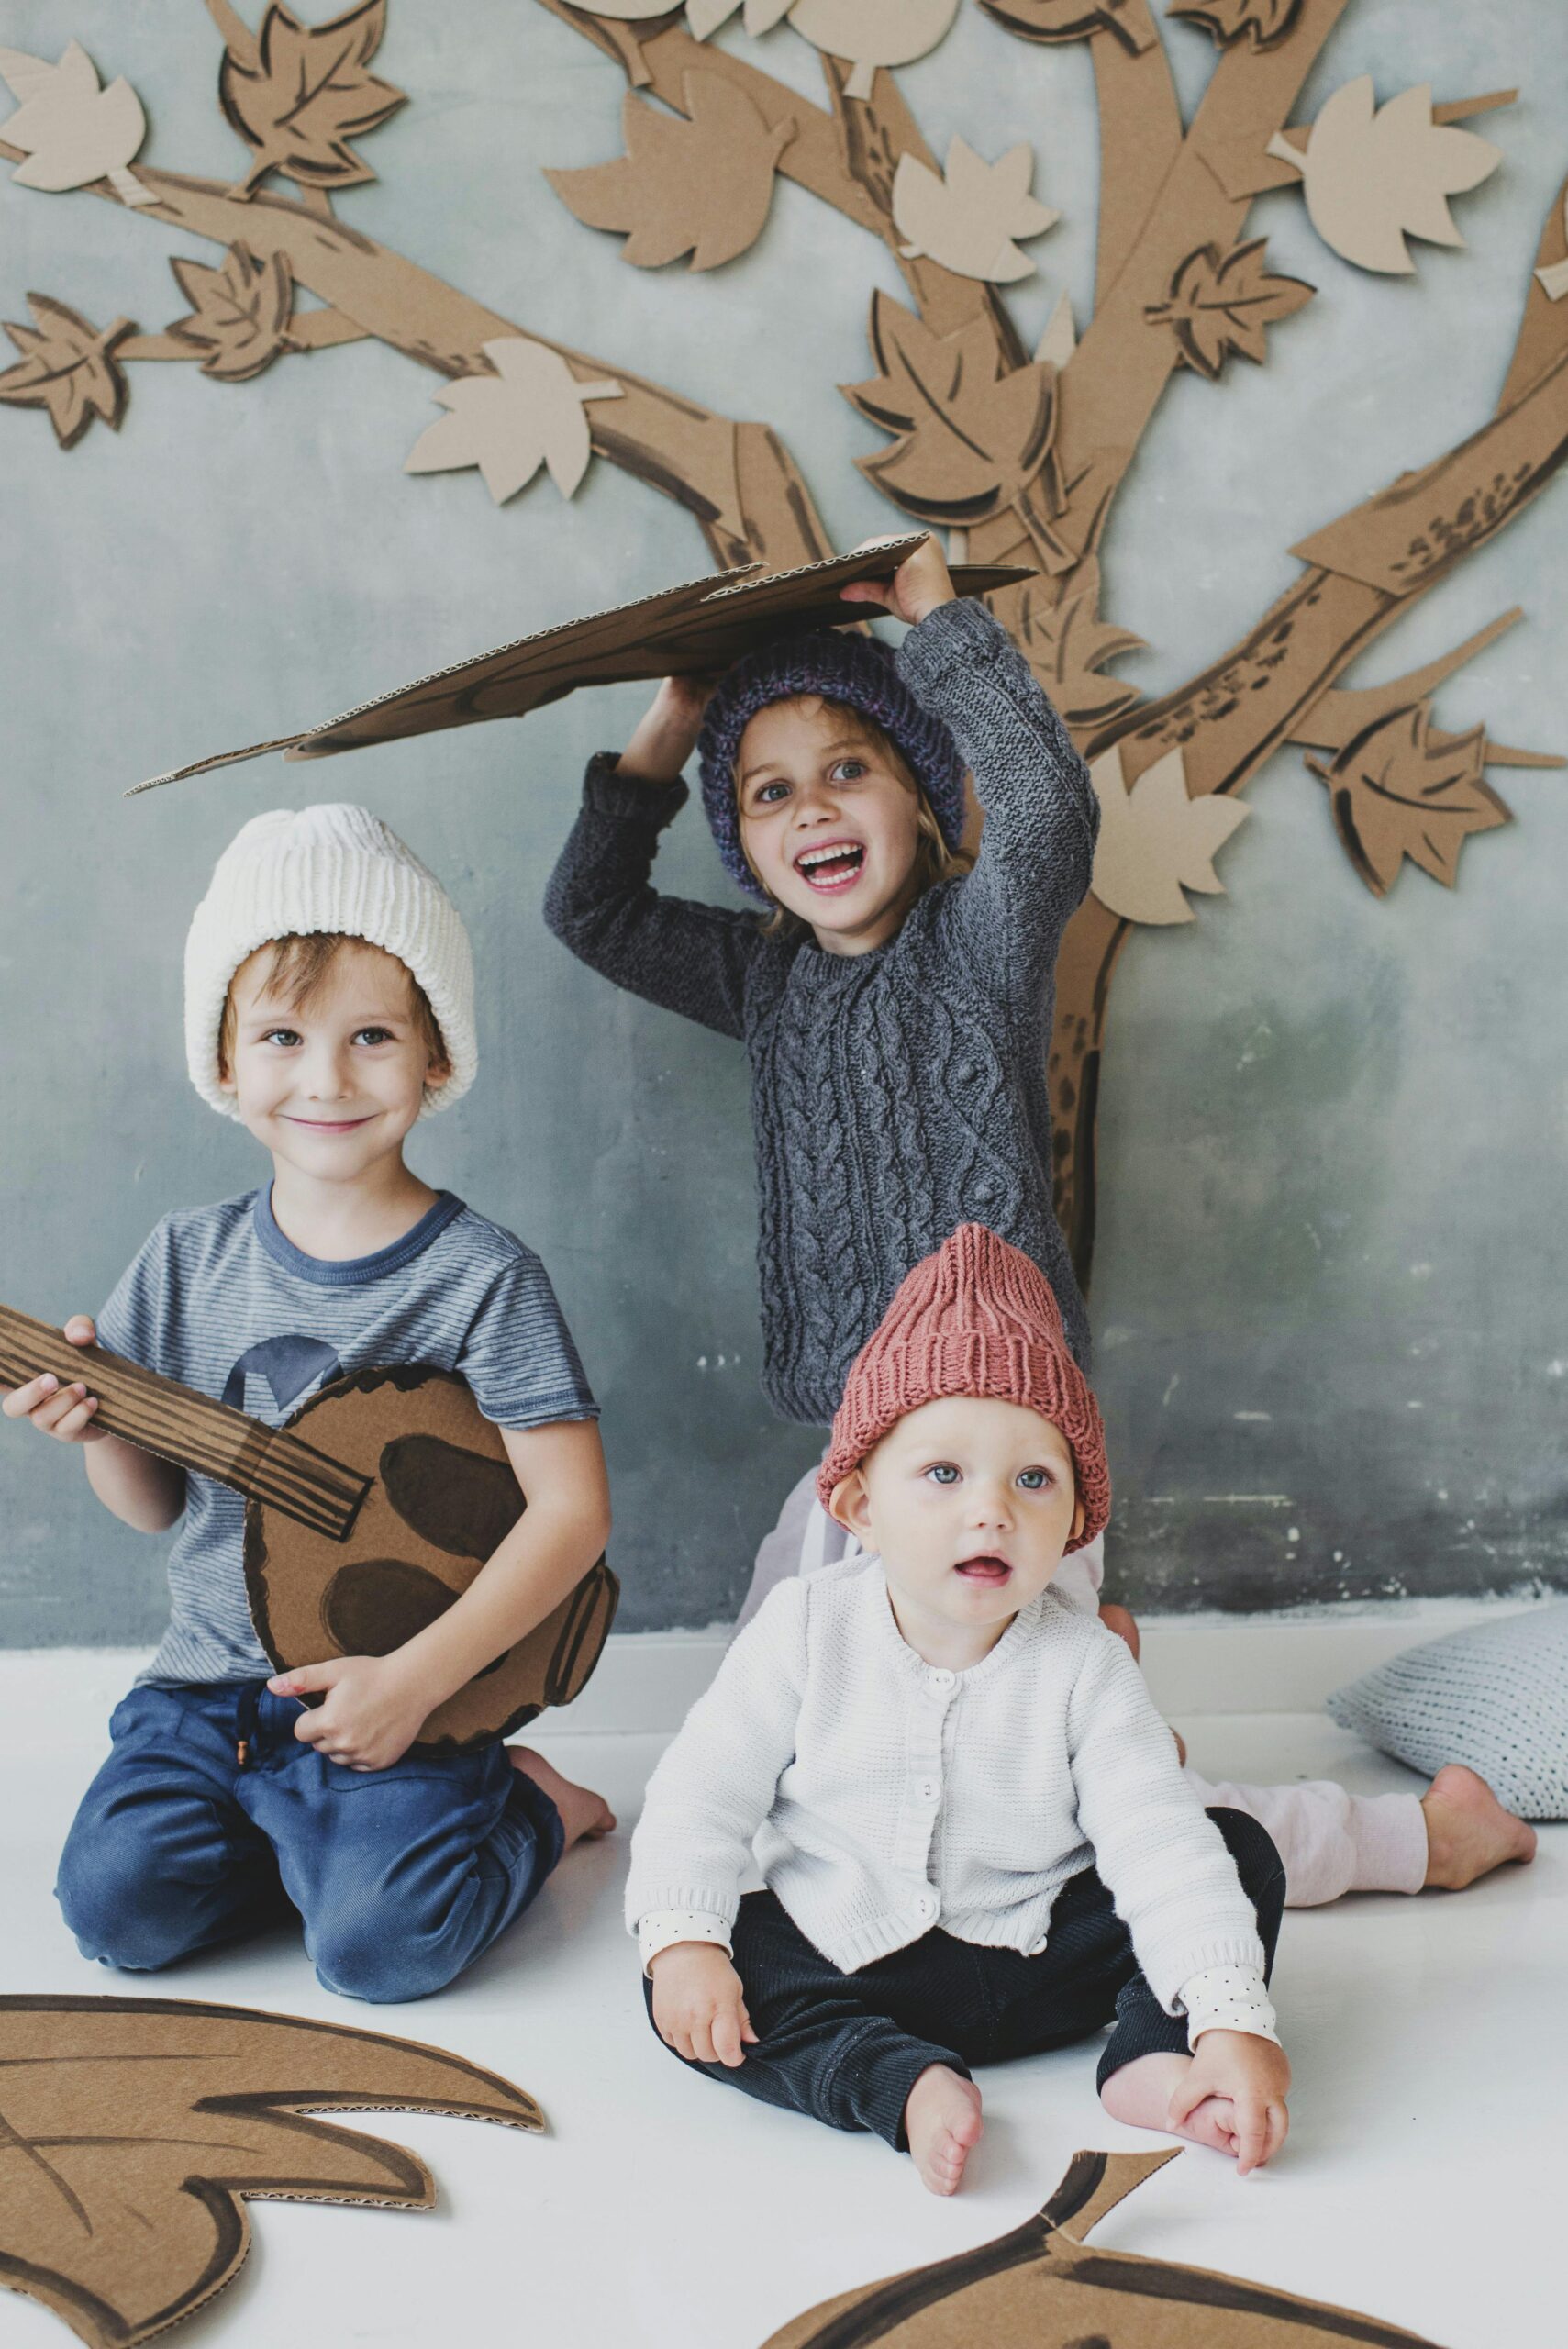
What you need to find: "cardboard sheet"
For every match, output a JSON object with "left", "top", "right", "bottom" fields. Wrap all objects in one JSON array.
[
  {"left": 547, "top": 71, "right": 795, "bottom": 272},
  {"left": 786, "top": 0, "right": 963, "bottom": 102},
  {"left": 762, "top": 2146, "right": 1447, "bottom": 2346},
  {"left": 129, "top": 537, "right": 1031, "bottom": 789},
  {"left": 892, "top": 137, "right": 1057, "bottom": 283},
  {"left": 0, "top": 1993, "right": 541, "bottom": 2349}
]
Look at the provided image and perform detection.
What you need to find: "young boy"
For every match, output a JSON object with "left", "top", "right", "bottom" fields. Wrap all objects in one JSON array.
[
  {"left": 629, "top": 1223, "right": 1289, "bottom": 2192},
  {"left": 4, "top": 803, "right": 614, "bottom": 2002}
]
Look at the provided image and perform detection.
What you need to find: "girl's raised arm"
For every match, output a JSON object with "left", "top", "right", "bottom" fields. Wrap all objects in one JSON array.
[
  {"left": 543, "top": 748, "right": 766, "bottom": 1041},
  {"left": 900, "top": 600, "right": 1099, "bottom": 1009}
]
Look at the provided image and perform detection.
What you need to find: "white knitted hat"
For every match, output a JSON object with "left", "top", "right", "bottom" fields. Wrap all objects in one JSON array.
[{"left": 184, "top": 804, "right": 476, "bottom": 1119}]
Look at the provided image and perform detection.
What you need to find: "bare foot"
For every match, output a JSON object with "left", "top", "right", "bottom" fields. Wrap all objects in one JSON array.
[
  {"left": 1100, "top": 1603, "right": 1140, "bottom": 1661},
  {"left": 1421, "top": 1763, "right": 1536, "bottom": 1889},
  {"left": 509, "top": 1746, "right": 616, "bottom": 1850},
  {"left": 903, "top": 2065, "right": 984, "bottom": 2196},
  {"left": 1101, "top": 2053, "right": 1240, "bottom": 2157}
]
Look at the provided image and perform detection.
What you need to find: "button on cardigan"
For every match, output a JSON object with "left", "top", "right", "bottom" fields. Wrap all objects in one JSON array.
[
  {"left": 626, "top": 1558, "right": 1272, "bottom": 2017},
  {"left": 542, "top": 597, "right": 1098, "bottom": 1426}
]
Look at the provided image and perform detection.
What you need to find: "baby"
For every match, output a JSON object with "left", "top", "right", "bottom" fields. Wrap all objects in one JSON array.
[{"left": 628, "top": 1224, "right": 1289, "bottom": 2191}]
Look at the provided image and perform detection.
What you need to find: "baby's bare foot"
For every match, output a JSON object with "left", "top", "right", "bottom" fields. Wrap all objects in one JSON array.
[
  {"left": 1101, "top": 2053, "right": 1236, "bottom": 2156},
  {"left": 509, "top": 1746, "right": 616, "bottom": 1849},
  {"left": 1421, "top": 1763, "right": 1536, "bottom": 1889},
  {"left": 903, "top": 2065, "right": 984, "bottom": 2196}
]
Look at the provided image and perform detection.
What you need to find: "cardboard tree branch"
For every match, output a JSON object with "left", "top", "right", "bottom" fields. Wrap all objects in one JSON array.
[
  {"left": 0, "top": 1994, "right": 542, "bottom": 2349},
  {"left": 762, "top": 2146, "right": 1446, "bottom": 2347},
  {"left": 129, "top": 538, "right": 1032, "bottom": 789}
]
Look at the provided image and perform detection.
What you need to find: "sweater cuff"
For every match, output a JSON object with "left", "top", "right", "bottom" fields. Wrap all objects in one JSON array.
[
  {"left": 1177, "top": 1965, "right": 1279, "bottom": 2049},
  {"left": 894, "top": 596, "right": 1008, "bottom": 696},
  {"left": 637, "top": 1909, "right": 734, "bottom": 1976},
  {"left": 582, "top": 751, "right": 690, "bottom": 829}
]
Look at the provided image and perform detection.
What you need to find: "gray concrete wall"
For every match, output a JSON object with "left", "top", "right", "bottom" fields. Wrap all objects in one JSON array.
[{"left": 2, "top": 0, "right": 1564, "bottom": 1642}]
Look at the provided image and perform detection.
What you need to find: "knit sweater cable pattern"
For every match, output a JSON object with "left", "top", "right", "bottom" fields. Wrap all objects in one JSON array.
[
  {"left": 542, "top": 598, "right": 1098, "bottom": 1426},
  {"left": 625, "top": 1559, "right": 1271, "bottom": 2011}
]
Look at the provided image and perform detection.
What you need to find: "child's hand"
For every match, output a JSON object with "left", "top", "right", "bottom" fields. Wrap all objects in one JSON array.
[
  {"left": 649, "top": 1941, "right": 758, "bottom": 2067},
  {"left": 839, "top": 532, "right": 955, "bottom": 627},
  {"left": 617, "top": 674, "right": 722, "bottom": 785},
  {"left": 2, "top": 1316, "right": 109, "bottom": 1443},
  {"left": 271, "top": 1654, "right": 431, "bottom": 1773},
  {"left": 1171, "top": 2030, "right": 1291, "bottom": 2176}
]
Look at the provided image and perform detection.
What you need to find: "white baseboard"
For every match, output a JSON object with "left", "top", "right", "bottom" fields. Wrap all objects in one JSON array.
[{"left": 0, "top": 1593, "right": 1547, "bottom": 1746}]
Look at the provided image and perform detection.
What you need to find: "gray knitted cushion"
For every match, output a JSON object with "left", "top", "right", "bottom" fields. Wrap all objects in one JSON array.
[{"left": 1328, "top": 1604, "right": 1568, "bottom": 1820}]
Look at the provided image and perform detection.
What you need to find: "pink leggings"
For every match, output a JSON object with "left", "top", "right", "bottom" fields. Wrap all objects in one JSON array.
[{"left": 740, "top": 1465, "right": 1427, "bottom": 1909}]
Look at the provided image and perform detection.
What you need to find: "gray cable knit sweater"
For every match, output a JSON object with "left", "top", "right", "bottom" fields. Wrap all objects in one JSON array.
[{"left": 543, "top": 596, "right": 1098, "bottom": 1427}]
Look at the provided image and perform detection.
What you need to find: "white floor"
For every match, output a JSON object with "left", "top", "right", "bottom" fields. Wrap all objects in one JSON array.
[{"left": 2, "top": 1667, "right": 1562, "bottom": 2349}]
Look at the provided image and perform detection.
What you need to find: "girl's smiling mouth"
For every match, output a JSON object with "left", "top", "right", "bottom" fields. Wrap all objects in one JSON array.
[{"left": 794, "top": 839, "right": 866, "bottom": 892}]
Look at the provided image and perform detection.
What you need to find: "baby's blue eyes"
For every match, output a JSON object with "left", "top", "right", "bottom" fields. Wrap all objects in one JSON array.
[
  {"left": 922, "top": 1464, "right": 1053, "bottom": 1489},
  {"left": 756, "top": 781, "right": 790, "bottom": 804}
]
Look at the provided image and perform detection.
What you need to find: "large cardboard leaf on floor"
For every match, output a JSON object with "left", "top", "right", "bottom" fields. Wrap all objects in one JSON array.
[
  {"left": 128, "top": 536, "right": 1030, "bottom": 792},
  {"left": 0, "top": 1994, "right": 543, "bottom": 2349},
  {"left": 762, "top": 2147, "right": 1446, "bottom": 2347}
]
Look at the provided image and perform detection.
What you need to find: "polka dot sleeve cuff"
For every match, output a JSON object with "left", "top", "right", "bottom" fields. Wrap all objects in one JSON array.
[
  {"left": 637, "top": 1909, "right": 735, "bottom": 1976},
  {"left": 1178, "top": 1965, "right": 1279, "bottom": 2047}
]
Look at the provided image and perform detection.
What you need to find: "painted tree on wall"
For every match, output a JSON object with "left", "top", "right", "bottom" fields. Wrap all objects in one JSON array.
[{"left": 3, "top": 0, "right": 1564, "bottom": 1285}]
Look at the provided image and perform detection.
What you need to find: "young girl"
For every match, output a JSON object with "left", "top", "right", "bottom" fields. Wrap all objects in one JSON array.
[
  {"left": 547, "top": 535, "right": 1533, "bottom": 1908},
  {"left": 629, "top": 1225, "right": 1291, "bottom": 2193}
]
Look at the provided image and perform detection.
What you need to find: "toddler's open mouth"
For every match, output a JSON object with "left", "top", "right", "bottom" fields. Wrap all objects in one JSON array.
[
  {"left": 954, "top": 1554, "right": 1012, "bottom": 1586},
  {"left": 794, "top": 839, "right": 865, "bottom": 893}
]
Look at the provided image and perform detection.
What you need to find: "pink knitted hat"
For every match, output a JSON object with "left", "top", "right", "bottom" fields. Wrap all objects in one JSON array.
[{"left": 817, "top": 1223, "right": 1110, "bottom": 1551}]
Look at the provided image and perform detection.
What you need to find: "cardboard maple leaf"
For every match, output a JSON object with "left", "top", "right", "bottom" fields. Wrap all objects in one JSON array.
[
  {"left": 1307, "top": 703, "right": 1511, "bottom": 896},
  {"left": 1089, "top": 742, "right": 1248, "bottom": 923},
  {"left": 585, "top": 0, "right": 795, "bottom": 36},
  {"left": 165, "top": 243, "right": 295, "bottom": 381},
  {"left": 1018, "top": 574, "right": 1144, "bottom": 729},
  {"left": 406, "top": 338, "right": 624, "bottom": 504},
  {"left": 1145, "top": 237, "right": 1314, "bottom": 378},
  {"left": 763, "top": 2146, "right": 1446, "bottom": 2347},
  {"left": 1166, "top": 0, "right": 1302, "bottom": 49},
  {"left": 0, "top": 39, "right": 152, "bottom": 206},
  {"left": 893, "top": 137, "right": 1058, "bottom": 284},
  {"left": 0, "top": 294, "right": 132, "bottom": 449},
  {"left": 0, "top": 1993, "right": 542, "bottom": 2349},
  {"left": 977, "top": 0, "right": 1155, "bottom": 54},
  {"left": 787, "top": 0, "right": 962, "bottom": 102},
  {"left": 843, "top": 293, "right": 1056, "bottom": 526},
  {"left": 218, "top": 0, "right": 407, "bottom": 196},
  {"left": 547, "top": 72, "right": 794, "bottom": 273},
  {"left": 1271, "top": 78, "right": 1502, "bottom": 276}
]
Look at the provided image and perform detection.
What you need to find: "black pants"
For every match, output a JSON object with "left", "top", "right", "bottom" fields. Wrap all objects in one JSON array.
[{"left": 646, "top": 1808, "right": 1284, "bottom": 2150}]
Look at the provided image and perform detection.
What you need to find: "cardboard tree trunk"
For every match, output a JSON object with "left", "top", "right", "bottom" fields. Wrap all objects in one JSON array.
[
  {"left": 762, "top": 2148, "right": 1446, "bottom": 2348},
  {"left": 0, "top": 1994, "right": 543, "bottom": 2349}
]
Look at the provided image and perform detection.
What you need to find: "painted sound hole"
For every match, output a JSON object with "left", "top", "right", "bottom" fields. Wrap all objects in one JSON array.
[
  {"left": 320, "top": 1559, "right": 505, "bottom": 1675},
  {"left": 380, "top": 1434, "right": 525, "bottom": 1560}
]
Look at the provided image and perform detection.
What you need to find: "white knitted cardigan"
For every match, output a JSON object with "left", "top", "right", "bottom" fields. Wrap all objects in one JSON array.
[{"left": 627, "top": 1557, "right": 1269, "bottom": 2008}]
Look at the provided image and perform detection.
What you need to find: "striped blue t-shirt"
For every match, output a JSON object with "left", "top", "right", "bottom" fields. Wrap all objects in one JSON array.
[{"left": 96, "top": 1186, "right": 598, "bottom": 1687}]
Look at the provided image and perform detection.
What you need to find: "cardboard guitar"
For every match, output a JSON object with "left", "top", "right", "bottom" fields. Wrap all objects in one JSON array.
[
  {"left": 128, "top": 534, "right": 1033, "bottom": 791},
  {"left": 0, "top": 1306, "right": 617, "bottom": 1753}
]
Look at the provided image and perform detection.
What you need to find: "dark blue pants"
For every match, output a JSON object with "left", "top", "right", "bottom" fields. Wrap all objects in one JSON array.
[
  {"left": 649, "top": 1809, "right": 1285, "bottom": 2149},
  {"left": 56, "top": 1680, "right": 564, "bottom": 2004}
]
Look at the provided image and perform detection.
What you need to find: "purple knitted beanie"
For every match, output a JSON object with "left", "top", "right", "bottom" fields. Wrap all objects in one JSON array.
[{"left": 696, "top": 629, "right": 968, "bottom": 900}]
